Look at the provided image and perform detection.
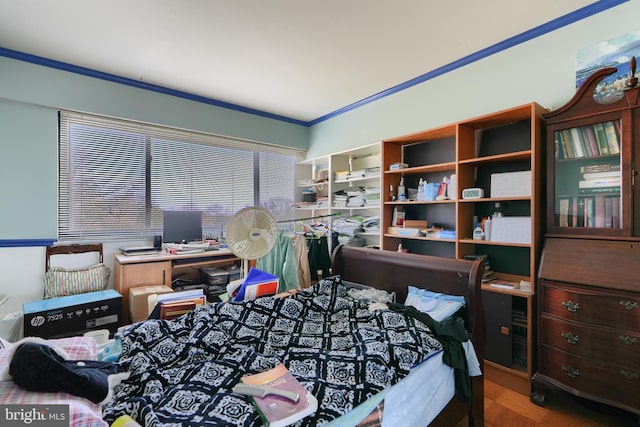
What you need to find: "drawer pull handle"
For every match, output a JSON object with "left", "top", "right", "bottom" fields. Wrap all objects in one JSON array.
[
  {"left": 561, "top": 300, "right": 580, "bottom": 312},
  {"left": 619, "top": 300, "right": 639, "bottom": 311},
  {"left": 561, "top": 332, "right": 580, "bottom": 344},
  {"left": 561, "top": 364, "right": 580, "bottom": 378},
  {"left": 620, "top": 369, "right": 639, "bottom": 380},
  {"left": 619, "top": 335, "right": 639, "bottom": 345}
]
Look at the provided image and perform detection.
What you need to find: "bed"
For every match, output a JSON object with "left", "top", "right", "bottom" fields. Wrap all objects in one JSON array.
[
  {"left": 331, "top": 246, "right": 485, "bottom": 427},
  {"left": 1, "top": 246, "right": 484, "bottom": 427}
]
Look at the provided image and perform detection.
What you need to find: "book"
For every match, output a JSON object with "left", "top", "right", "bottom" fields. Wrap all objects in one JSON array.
[
  {"left": 558, "top": 198, "right": 569, "bottom": 227},
  {"left": 489, "top": 279, "right": 520, "bottom": 289},
  {"left": 582, "top": 170, "right": 621, "bottom": 180},
  {"left": 603, "top": 121, "right": 620, "bottom": 154},
  {"left": 605, "top": 197, "right": 614, "bottom": 228},
  {"left": 240, "top": 364, "right": 318, "bottom": 427},
  {"left": 578, "top": 186, "right": 620, "bottom": 195},
  {"left": 159, "top": 300, "right": 198, "bottom": 320},
  {"left": 612, "top": 196, "right": 620, "bottom": 228},
  {"left": 584, "top": 126, "right": 600, "bottom": 157},
  {"left": 149, "top": 289, "right": 206, "bottom": 320},
  {"left": 555, "top": 132, "right": 567, "bottom": 159},
  {"left": 594, "top": 195, "right": 606, "bottom": 228},
  {"left": 560, "top": 129, "right": 574, "bottom": 158},
  {"left": 569, "top": 127, "right": 585, "bottom": 158},
  {"left": 580, "top": 163, "right": 619, "bottom": 173},
  {"left": 578, "top": 178, "right": 621, "bottom": 189},
  {"left": 593, "top": 123, "right": 610, "bottom": 155},
  {"left": 579, "top": 126, "right": 593, "bottom": 157},
  {"left": 231, "top": 268, "right": 280, "bottom": 302}
]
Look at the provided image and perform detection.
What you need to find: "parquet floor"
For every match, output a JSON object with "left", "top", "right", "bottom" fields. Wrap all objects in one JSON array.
[{"left": 458, "top": 379, "right": 638, "bottom": 427}]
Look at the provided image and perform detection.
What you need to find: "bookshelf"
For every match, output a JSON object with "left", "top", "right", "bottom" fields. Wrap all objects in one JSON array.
[
  {"left": 534, "top": 66, "right": 640, "bottom": 417},
  {"left": 297, "top": 143, "right": 381, "bottom": 247},
  {"left": 381, "top": 102, "right": 545, "bottom": 395}
]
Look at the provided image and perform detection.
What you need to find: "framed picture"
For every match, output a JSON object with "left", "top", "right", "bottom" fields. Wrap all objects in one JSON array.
[{"left": 576, "top": 30, "right": 640, "bottom": 103}]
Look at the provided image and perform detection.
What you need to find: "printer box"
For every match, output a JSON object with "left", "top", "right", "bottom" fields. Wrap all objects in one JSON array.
[
  {"left": 129, "top": 285, "right": 174, "bottom": 323},
  {"left": 23, "top": 289, "right": 122, "bottom": 339}
]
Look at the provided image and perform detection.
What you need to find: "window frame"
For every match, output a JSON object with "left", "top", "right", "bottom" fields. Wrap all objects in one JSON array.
[{"left": 58, "top": 110, "right": 304, "bottom": 242}]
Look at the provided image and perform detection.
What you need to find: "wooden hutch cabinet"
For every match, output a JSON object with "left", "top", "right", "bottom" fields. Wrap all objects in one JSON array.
[{"left": 533, "top": 66, "right": 640, "bottom": 419}]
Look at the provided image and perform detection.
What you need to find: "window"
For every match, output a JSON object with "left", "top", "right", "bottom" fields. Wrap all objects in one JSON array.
[{"left": 59, "top": 111, "right": 303, "bottom": 241}]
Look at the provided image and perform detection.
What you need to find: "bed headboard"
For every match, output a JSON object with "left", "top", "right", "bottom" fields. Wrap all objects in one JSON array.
[{"left": 332, "top": 245, "right": 486, "bottom": 362}]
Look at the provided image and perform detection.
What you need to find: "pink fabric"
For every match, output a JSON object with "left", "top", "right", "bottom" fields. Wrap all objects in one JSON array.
[{"left": 0, "top": 336, "right": 107, "bottom": 427}]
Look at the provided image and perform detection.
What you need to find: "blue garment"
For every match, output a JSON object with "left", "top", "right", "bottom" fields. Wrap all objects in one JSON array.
[{"left": 257, "top": 231, "right": 300, "bottom": 292}]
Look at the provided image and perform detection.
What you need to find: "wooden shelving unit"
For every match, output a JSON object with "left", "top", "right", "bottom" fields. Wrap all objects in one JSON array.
[
  {"left": 381, "top": 102, "right": 545, "bottom": 395},
  {"left": 297, "top": 143, "right": 381, "bottom": 247}
]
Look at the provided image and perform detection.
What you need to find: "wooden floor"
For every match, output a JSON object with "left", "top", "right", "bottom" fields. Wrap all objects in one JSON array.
[{"left": 457, "top": 379, "right": 638, "bottom": 427}]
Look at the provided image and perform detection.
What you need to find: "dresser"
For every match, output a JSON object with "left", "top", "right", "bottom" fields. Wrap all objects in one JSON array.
[{"left": 532, "top": 237, "right": 640, "bottom": 416}]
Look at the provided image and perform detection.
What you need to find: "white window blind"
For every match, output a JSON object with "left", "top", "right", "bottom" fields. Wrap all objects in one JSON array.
[{"left": 59, "top": 111, "right": 303, "bottom": 241}]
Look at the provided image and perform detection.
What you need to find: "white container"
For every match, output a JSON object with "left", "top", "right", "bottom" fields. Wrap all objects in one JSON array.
[
  {"left": 484, "top": 217, "right": 492, "bottom": 241},
  {"left": 491, "top": 171, "right": 531, "bottom": 197},
  {"left": 491, "top": 216, "right": 531, "bottom": 244},
  {"left": 447, "top": 174, "right": 457, "bottom": 200}
]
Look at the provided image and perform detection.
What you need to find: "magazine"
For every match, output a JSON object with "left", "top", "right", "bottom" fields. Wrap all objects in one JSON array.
[{"left": 237, "top": 364, "right": 317, "bottom": 427}]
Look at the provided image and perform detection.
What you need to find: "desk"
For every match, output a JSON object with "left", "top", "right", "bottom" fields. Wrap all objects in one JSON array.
[{"left": 114, "top": 249, "right": 239, "bottom": 323}]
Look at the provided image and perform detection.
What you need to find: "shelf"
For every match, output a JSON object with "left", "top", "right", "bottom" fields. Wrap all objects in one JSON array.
[
  {"left": 458, "top": 150, "right": 531, "bottom": 166},
  {"left": 459, "top": 238, "right": 531, "bottom": 248},
  {"left": 481, "top": 283, "right": 534, "bottom": 297},
  {"left": 458, "top": 197, "right": 531, "bottom": 203},
  {"left": 332, "top": 206, "right": 379, "bottom": 210},
  {"left": 294, "top": 206, "right": 329, "bottom": 211},
  {"left": 297, "top": 181, "right": 329, "bottom": 188},
  {"left": 384, "top": 200, "right": 455, "bottom": 205},
  {"left": 384, "top": 162, "right": 456, "bottom": 175},
  {"left": 383, "top": 233, "right": 455, "bottom": 243},
  {"left": 334, "top": 174, "right": 380, "bottom": 184}
]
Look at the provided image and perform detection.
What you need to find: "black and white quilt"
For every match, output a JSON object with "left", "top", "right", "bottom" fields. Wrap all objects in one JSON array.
[{"left": 103, "top": 276, "right": 443, "bottom": 426}]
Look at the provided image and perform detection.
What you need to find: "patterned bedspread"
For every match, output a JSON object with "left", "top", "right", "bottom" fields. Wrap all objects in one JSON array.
[{"left": 103, "top": 276, "right": 443, "bottom": 426}]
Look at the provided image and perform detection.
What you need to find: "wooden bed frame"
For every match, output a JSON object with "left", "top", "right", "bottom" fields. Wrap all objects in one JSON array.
[{"left": 332, "top": 245, "right": 486, "bottom": 427}]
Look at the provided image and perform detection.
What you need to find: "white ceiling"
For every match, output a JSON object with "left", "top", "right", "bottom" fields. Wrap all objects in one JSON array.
[{"left": 1, "top": 0, "right": 598, "bottom": 124}]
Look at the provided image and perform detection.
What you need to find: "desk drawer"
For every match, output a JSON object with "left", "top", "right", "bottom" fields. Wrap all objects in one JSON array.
[
  {"left": 543, "top": 283, "right": 640, "bottom": 331},
  {"left": 540, "top": 315, "right": 640, "bottom": 370},
  {"left": 539, "top": 346, "right": 640, "bottom": 411}
]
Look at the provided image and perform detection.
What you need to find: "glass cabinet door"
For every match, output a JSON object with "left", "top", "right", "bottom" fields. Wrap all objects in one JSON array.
[{"left": 551, "top": 119, "right": 622, "bottom": 232}]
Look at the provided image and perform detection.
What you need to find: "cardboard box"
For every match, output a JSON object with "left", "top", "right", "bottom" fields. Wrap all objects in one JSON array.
[
  {"left": 129, "top": 285, "right": 174, "bottom": 323},
  {"left": 23, "top": 289, "right": 122, "bottom": 339}
]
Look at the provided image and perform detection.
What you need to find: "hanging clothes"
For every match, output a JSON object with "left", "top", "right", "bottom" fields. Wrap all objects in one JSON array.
[
  {"left": 293, "top": 235, "right": 312, "bottom": 289},
  {"left": 307, "top": 234, "right": 331, "bottom": 281},
  {"left": 257, "top": 231, "right": 300, "bottom": 292}
]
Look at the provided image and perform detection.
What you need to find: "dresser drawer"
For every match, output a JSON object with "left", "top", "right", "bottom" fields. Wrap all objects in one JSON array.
[
  {"left": 539, "top": 346, "right": 640, "bottom": 411},
  {"left": 540, "top": 315, "right": 640, "bottom": 370},
  {"left": 543, "top": 283, "right": 640, "bottom": 331}
]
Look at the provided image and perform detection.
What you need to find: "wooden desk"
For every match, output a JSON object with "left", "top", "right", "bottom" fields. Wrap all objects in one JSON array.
[{"left": 114, "top": 249, "right": 239, "bottom": 323}]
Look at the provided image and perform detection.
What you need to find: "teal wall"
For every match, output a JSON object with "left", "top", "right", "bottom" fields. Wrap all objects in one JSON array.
[
  {"left": 307, "top": 1, "right": 640, "bottom": 158},
  {"left": 1, "top": 0, "right": 639, "bottom": 241},
  {"left": 0, "top": 57, "right": 308, "bottom": 242},
  {"left": 0, "top": 99, "right": 57, "bottom": 240}
]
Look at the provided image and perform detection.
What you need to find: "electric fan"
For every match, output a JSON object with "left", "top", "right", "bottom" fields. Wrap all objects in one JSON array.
[{"left": 226, "top": 207, "right": 279, "bottom": 279}]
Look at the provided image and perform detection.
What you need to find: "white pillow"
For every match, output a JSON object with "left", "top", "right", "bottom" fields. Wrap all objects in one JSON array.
[{"left": 404, "top": 286, "right": 465, "bottom": 321}]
